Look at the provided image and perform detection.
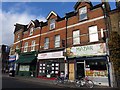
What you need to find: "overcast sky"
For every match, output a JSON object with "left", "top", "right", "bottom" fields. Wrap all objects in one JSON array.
[{"left": 1, "top": 0, "right": 116, "bottom": 46}]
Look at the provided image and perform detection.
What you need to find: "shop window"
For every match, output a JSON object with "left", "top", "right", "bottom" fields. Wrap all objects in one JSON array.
[
  {"left": 54, "top": 35, "right": 60, "bottom": 48},
  {"left": 24, "top": 42, "right": 28, "bottom": 52},
  {"left": 31, "top": 40, "right": 35, "bottom": 51},
  {"left": 39, "top": 61, "right": 59, "bottom": 78},
  {"left": 79, "top": 6, "right": 87, "bottom": 21},
  {"left": 73, "top": 30, "right": 80, "bottom": 45},
  {"left": 50, "top": 19, "right": 55, "bottom": 30},
  {"left": 86, "top": 60, "right": 107, "bottom": 70},
  {"left": 29, "top": 27, "right": 33, "bottom": 36},
  {"left": 89, "top": 26, "right": 98, "bottom": 42},
  {"left": 44, "top": 37, "right": 49, "bottom": 49},
  {"left": 19, "top": 65, "right": 29, "bottom": 71}
]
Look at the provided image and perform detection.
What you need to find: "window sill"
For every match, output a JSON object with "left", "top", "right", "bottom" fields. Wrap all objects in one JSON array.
[{"left": 79, "top": 18, "right": 89, "bottom": 23}]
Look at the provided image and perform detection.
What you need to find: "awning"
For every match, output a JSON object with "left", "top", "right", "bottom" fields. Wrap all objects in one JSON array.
[{"left": 15, "top": 55, "right": 36, "bottom": 64}]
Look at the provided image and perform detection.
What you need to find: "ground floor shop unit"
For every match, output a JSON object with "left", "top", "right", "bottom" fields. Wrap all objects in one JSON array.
[
  {"left": 37, "top": 50, "right": 65, "bottom": 79},
  {"left": 66, "top": 43, "right": 110, "bottom": 86},
  {"left": 68, "top": 56, "right": 109, "bottom": 86},
  {"left": 15, "top": 52, "right": 37, "bottom": 77}
]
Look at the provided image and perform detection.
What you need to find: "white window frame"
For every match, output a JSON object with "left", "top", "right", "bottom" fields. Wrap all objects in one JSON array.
[
  {"left": 79, "top": 6, "right": 87, "bottom": 21},
  {"left": 29, "top": 27, "right": 33, "bottom": 36},
  {"left": 16, "top": 45, "right": 19, "bottom": 50},
  {"left": 54, "top": 35, "right": 60, "bottom": 48},
  {"left": 89, "top": 26, "right": 98, "bottom": 42},
  {"left": 50, "top": 19, "right": 55, "bottom": 30},
  {"left": 44, "top": 38, "right": 49, "bottom": 49},
  {"left": 73, "top": 30, "right": 80, "bottom": 45},
  {"left": 31, "top": 40, "right": 35, "bottom": 51},
  {"left": 24, "top": 42, "right": 28, "bottom": 52}
]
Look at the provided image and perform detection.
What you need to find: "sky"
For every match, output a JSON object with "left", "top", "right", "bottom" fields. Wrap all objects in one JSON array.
[{"left": 1, "top": 0, "right": 117, "bottom": 46}]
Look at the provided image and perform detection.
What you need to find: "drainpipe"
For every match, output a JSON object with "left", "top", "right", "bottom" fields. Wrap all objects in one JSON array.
[
  {"left": 101, "top": 1, "right": 112, "bottom": 87},
  {"left": 65, "top": 15, "right": 69, "bottom": 78},
  {"left": 35, "top": 22, "right": 42, "bottom": 77}
]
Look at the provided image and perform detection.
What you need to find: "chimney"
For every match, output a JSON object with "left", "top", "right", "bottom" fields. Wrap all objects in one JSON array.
[{"left": 101, "top": 0, "right": 111, "bottom": 12}]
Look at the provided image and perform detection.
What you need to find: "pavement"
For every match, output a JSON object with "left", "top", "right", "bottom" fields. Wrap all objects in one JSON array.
[{"left": 3, "top": 73, "right": 112, "bottom": 88}]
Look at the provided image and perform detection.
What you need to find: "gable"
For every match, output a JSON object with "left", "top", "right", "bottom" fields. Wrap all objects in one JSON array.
[
  {"left": 46, "top": 11, "right": 58, "bottom": 20},
  {"left": 74, "top": 1, "right": 93, "bottom": 10},
  {"left": 27, "top": 20, "right": 35, "bottom": 29}
]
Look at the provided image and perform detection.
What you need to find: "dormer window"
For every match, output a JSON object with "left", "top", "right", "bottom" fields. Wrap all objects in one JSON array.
[
  {"left": 50, "top": 19, "right": 55, "bottom": 30},
  {"left": 29, "top": 27, "right": 33, "bottom": 36},
  {"left": 79, "top": 6, "right": 87, "bottom": 21}
]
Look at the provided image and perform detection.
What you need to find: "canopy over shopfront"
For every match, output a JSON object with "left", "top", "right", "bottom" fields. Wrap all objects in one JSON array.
[{"left": 15, "top": 55, "right": 36, "bottom": 64}]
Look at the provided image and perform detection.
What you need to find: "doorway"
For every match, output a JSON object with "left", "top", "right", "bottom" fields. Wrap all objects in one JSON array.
[{"left": 76, "top": 62, "right": 85, "bottom": 79}]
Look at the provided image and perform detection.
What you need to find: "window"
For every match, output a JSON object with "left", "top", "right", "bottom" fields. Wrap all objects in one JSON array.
[
  {"left": 73, "top": 30, "right": 80, "bottom": 45},
  {"left": 16, "top": 45, "right": 19, "bottom": 50},
  {"left": 44, "top": 38, "right": 49, "bottom": 49},
  {"left": 54, "top": 35, "right": 60, "bottom": 48},
  {"left": 29, "top": 27, "right": 33, "bottom": 35},
  {"left": 79, "top": 7, "right": 87, "bottom": 21},
  {"left": 86, "top": 60, "right": 107, "bottom": 70},
  {"left": 31, "top": 40, "right": 35, "bottom": 51},
  {"left": 24, "top": 42, "right": 28, "bottom": 52},
  {"left": 17, "top": 34, "right": 20, "bottom": 41},
  {"left": 89, "top": 26, "right": 98, "bottom": 42},
  {"left": 50, "top": 19, "right": 55, "bottom": 30}
]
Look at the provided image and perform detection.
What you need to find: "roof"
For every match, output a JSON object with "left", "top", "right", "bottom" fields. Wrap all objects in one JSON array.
[
  {"left": 65, "top": 11, "right": 77, "bottom": 18},
  {"left": 14, "top": 23, "right": 27, "bottom": 34},
  {"left": 27, "top": 19, "right": 40, "bottom": 29},
  {"left": 46, "top": 11, "right": 60, "bottom": 20},
  {"left": 74, "top": 0, "right": 93, "bottom": 10}
]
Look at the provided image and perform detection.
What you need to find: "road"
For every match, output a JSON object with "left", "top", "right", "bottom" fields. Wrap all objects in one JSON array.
[{"left": 2, "top": 74, "right": 61, "bottom": 88}]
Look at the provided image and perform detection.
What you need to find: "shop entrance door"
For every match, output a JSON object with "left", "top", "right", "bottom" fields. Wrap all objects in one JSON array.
[
  {"left": 77, "top": 62, "right": 85, "bottom": 79},
  {"left": 69, "top": 63, "right": 75, "bottom": 80}
]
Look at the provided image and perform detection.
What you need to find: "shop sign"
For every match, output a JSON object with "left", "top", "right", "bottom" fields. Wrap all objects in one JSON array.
[
  {"left": 37, "top": 51, "right": 64, "bottom": 59},
  {"left": 85, "top": 70, "right": 108, "bottom": 77},
  {"left": 9, "top": 55, "right": 16, "bottom": 62},
  {"left": 67, "top": 43, "right": 106, "bottom": 57}
]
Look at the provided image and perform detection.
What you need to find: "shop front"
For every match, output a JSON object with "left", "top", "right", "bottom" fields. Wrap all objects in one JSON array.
[
  {"left": 37, "top": 51, "right": 65, "bottom": 79},
  {"left": 9, "top": 55, "right": 16, "bottom": 76},
  {"left": 67, "top": 43, "right": 109, "bottom": 86},
  {"left": 15, "top": 52, "right": 37, "bottom": 77}
]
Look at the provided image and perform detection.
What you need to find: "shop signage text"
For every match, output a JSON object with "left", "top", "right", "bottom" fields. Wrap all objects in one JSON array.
[
  {"left": 67, "top": 43, "right": 107, "bottom": 57},
  {"left": 37, "top": 51, "right": 64, "bottom": 59}
]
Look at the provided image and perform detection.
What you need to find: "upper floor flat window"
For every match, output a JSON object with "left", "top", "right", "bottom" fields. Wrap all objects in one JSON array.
[
  {"left": 79, "top": 7, "right": 87, "bottom": 21},
  {"left": 54, "top": 35, "right": 60, "bottom": 48},
  {"left": 50, "top": 19, "right": 55, "bottom": 30},
  {"left": 16, "top": 45, "right": 19, "bottom": 50},
  {"left": 73, "top": 30, "right": 80, "bottom": 45},
  {"left": 29, "top": 27, "right": 33, "bottom": 36},
  {"left": 31, "top": 40, "right": 35, "bottom": 51},
  {"left": 44, "top": 38, "right": 49, "bottom": 49},
  {"left": 89, "top": 26, "right": 98, "bottom": 42},
  {"left": 17, "top": 34, "right": 20, "bottom": 41},
  {"left": 24, "top": 42, "right": 28, "bottom": 52}
]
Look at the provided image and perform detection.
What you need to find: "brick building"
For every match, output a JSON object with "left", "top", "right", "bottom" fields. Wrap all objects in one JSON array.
[
  {"left": 109, "top": 0, "right": 120, "bottom": 35},
  {"left": 13, "top": 1, "right": 112, "bottom": 86}
]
